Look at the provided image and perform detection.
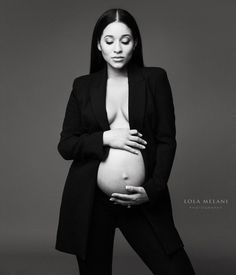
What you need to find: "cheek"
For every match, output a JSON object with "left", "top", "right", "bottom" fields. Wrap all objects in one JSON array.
[
  {"left": 102, "top": 49, "right": 113, "bottom": 59},
  {"left": 101, "top": 51, "right": 110, "bottom": 62},
  {"left": 100, "top": 44, "right": 110, "bottom": 56},
  {"left": 124, "top": 47, "right": 134, "bottom": 57},
  {"left": 123, "top": 51, "right": 134, "bottom": 63}
]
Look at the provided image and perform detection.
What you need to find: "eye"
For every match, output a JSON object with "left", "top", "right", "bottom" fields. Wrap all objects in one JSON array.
[
  {"left": 106, "top": 41, "right": 113, "bottom": 45},
  {"left": 121, "top": 37, "right": 131, "bottom": 44}
]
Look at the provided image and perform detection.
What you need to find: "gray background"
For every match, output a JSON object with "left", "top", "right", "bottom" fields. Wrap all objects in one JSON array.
[{"left": 1, "top": 0, "right": 235, "bottom": 274}]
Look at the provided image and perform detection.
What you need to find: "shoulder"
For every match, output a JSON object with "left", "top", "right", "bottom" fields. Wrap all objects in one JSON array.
[
  {"left": 140, "top": 67, "right": 169, "bottom": 89},
  {"left": 141, "top": 66, "right": 168, "bottom": 79},
  {"left": 65, "top": 74, "right": 91, "bottom": 102},
  {"left": 72, "top": 73, "right": 91, "bottom": 88}
]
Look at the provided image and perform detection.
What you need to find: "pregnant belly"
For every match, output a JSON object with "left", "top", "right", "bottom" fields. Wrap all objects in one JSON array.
[{"left": 97, "top": 148, "right": 146, "bottom": 196}]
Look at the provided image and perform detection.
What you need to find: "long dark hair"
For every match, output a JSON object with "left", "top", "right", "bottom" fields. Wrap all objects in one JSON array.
[{"left": 89, "top": 8, "right": 144, "bottom": 74}]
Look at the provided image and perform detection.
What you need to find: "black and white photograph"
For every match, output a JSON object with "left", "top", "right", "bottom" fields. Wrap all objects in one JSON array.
[{"left": 1, "top": 1, "right": 235, "bottom": 274}]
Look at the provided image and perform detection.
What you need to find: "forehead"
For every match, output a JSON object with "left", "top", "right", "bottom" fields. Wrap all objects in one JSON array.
[{"left": 101, "top": 22, "right": 132, "bottom": 37}]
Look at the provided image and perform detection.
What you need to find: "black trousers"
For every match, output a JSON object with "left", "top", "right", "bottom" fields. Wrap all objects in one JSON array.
[{"left": 76, "top": 185, "right": 196, "bottom": 275}]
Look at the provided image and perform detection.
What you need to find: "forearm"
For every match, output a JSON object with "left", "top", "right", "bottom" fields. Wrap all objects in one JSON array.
[
  {"left": 58, "top": 130, "right": 109, "bottom": 161},
  {"left": 58, "top": 78, "right": 110, "bottom": 162},
  {"left": 143, "top": 140, "right": 177, "bottom": 204},
  {"left": 142, "top": 68, "right": 177, "bottom": 205}
]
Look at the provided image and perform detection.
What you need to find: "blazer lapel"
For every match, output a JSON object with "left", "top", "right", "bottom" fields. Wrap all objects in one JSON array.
[{"left": 89, "top": 63, "right": 146, "bottom": 132}]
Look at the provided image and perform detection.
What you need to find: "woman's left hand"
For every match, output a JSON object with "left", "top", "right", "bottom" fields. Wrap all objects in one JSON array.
[{"left": 110, "top": 186, "right": 149, "bottom": 207}]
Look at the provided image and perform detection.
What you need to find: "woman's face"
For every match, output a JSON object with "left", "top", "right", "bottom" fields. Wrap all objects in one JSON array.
[{"left": 97, "top": 22, "right": 137, "bottom": 70}]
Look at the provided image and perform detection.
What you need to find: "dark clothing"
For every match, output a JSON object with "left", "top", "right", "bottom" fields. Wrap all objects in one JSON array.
[
  {"left": 75, "top": 185, "right": 196, "bottom": 275},
  {"left": 55, "top": 63, "right": 185, "bottom": 260}
]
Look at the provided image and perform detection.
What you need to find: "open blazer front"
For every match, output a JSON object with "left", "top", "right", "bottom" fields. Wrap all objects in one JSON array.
[{"left": 55, "top": 63, "right": 184, "bottom": 260}]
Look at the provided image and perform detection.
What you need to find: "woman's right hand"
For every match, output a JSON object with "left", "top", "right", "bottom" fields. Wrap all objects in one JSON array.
[{"left": 103, "top": 129, "right": 147, "bottom": 154}]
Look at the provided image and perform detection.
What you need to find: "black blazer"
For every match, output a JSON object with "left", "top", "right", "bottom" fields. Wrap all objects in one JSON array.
[{"left": 55, "top": 63, "right": 184, "bottom": 260}]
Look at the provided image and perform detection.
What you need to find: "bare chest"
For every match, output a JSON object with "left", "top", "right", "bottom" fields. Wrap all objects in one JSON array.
[{"left": 105, "top": 79, "right": 129, "bottom": 126}]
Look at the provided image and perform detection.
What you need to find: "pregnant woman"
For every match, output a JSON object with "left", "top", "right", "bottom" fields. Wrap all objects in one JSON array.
[
  {"left": 55, "top": 8, "right": 196, "bottom": 275},
  {"left": 97, "top": 72, "right": 146, "bottom": 198}
]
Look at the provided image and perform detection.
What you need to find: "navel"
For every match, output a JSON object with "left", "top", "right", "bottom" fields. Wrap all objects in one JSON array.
[{"left": 122, "top": 172, "right": 129, "bottom": 180}]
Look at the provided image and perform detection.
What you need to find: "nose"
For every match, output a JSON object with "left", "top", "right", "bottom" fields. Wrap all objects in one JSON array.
[{"left": 113, "top": 41, "right": 122, "bottom": 53}]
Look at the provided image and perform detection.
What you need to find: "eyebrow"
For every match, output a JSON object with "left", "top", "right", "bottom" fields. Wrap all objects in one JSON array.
[{"left": 104, "top": 34, "right": 131, "bottom": 38}]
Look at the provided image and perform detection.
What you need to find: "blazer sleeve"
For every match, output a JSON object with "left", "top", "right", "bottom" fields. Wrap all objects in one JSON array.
[
  {"left": 57, "top": 78, "right": 110, "bottom": 161},
  {"left": 143, "top": 69, "right": 177, "bottom": 205}
]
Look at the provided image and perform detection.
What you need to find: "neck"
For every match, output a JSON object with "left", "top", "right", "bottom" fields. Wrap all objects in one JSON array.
[{"left": 106, "top": 64, "right": 128, "bottom": 80}]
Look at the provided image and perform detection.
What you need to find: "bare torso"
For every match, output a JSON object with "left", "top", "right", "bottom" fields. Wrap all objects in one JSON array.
[{"left": 97, "top": 77, "right": 145, "bottom": 196}]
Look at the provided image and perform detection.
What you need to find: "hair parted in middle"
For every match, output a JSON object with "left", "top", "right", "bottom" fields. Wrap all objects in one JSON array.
[{"left": 89, "top": 8, "right": 144, "bottom": 74}]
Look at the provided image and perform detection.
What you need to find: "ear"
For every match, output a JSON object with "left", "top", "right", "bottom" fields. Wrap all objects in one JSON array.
[{"left": 97, "top": 41, "right": 101, "bottom": 51}]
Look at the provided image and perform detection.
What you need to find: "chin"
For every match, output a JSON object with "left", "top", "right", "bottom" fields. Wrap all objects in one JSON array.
[{"left": 110, "top": 62, "right": 127, "bottom": 70}]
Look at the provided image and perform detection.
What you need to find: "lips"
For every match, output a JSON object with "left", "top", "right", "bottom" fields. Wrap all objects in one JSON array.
[
  {"left": 112, "top": 57, "right": 124, "bottom": 60},
  {"left": 112, "top": 57, "right": 124, "bottom": 62}
]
